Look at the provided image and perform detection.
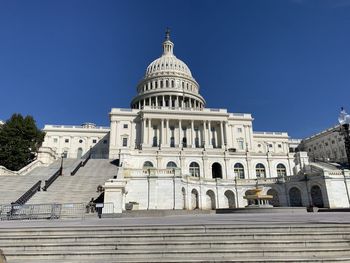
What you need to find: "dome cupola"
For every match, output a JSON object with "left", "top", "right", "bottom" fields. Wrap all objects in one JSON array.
[{"left": 131, "top": 29, "right": 206, "bottom": 110}]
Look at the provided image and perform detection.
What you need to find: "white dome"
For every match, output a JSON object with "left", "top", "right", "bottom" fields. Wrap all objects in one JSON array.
[
  {"left": 145, "top": 51, "right": 193, "bottom": 78},
  {"left": 130, "top": 31, "right": 206, "bottom": 110}
]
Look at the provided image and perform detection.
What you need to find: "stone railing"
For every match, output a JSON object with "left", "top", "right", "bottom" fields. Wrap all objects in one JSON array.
[
  {"left": 17, "top": 159, "right": 45, "bottom": 175},
  {"left": 44, "top": 125, "right": 110, "bottom": 130},
  {"left": 123, "top": 168, "right": 181, "bottom": 178},
  {"left": 0, "top": 166, "right": 18, "bottom": 176},
  {"left": 0, "top": 159, "right": 45, "bottom": 176}
]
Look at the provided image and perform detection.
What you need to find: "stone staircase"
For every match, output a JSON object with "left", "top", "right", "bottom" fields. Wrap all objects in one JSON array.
[
  {"left": 1, "top": 223, "right": 350, "bottom": 262},
  {"left": 0, "top": 159, "right": 78, "bottom": 205},
  {"left": 27, "top": 159, "right": 118, "bottom": 204}
]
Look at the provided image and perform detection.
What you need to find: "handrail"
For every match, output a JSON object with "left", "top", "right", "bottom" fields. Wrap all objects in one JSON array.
[
  {"left": 70, "top": 161, "right": 83, "bottom": 176},
  {"left": 43, "top": 169, "right": 61, "bottom": 191},
  {"left": 13, "top": 180, "right": 42, "bottom": 205}
]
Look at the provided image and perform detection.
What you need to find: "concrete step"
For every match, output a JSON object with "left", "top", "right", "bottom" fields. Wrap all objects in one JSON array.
[
  {"left": 2, "top": 222, "right": 350, "bottom": 262},
  {"left": 5, "top": 247, "right": 350, "bottom": 261},
  {"left": 1, "top": 239, "right": 350, "bottom": 252},
  {"left": 8, "top": 258, "right": 350, "bottom": 263}
]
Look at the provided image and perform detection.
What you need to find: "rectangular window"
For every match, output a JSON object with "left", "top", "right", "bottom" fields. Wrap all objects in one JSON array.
[
  {"left": 65, "top": 139, "right": 69, "bottom": 143},
  {"left": 122, "top": 138, "right": 128, "bottom": 147},
  {"left": 93, "top": 139, "right": 97, "bottom": 143},
  {"left": 237, "top": 127, "right": 242, "bottom": 133},
  {"left": 53, "top": 138, "right": 58, "bottom": 143},
  {"left": 123, "top": 124, "right": 128, "bottom": 129}
]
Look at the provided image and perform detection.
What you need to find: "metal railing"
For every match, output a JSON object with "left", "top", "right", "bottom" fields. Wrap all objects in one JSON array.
[
  {"left": 42, "top": 169, "right": 61, "bottom": 191},
  {"left": 70, "top": 161, "right": 83, "bottom": 176},
  {"left": 12, "top": 180, "right": 42, "bottom": 205},
  {"left": 0, "top": 202, "right": 114, "bottom": 221},
  {"left": 82, "top": 151, "right": 91, "bottom": 167}
]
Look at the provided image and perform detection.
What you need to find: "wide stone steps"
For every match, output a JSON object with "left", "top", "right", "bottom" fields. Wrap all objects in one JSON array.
[
  {"left": 0, "top": 159, "right": 78, "bottom": 205},
  {"left": 27, "top": 159, "right": 117, "bottom": 204},
  {"left": 1, "top": 239, "right": 350, "bottom": 252},
  {"left": 5, "top": 247, "right": 350, "bottom": 261},
  {"left": 2, "top": 224, "right": 350, "bottom": 262}
]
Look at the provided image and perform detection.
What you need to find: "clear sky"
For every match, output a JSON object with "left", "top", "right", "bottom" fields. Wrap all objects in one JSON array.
[{"left": 1, "top": 0, "right": 350, "bottom": 138}]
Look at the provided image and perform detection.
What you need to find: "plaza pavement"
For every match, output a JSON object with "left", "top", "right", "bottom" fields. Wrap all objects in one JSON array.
[{"left": 0, "top": 212, "right": 350, "bottom": 229}]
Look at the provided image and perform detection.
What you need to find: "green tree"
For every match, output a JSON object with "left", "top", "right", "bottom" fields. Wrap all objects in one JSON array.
[{"left": 0, "top": 114, "right": 45, "bottom": 171}]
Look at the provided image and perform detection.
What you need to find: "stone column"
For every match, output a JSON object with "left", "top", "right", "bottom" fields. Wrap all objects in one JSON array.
[
  {"left": 191, "top": 120, "right": 195, "bottom": 148},
  {"left": 165, "top": 119, "right": 169, "bottom": 146},
  {"left": 208, "top": 121, "right": 212, "bottom": 147},
  {"left": 203, "top": 121, "right": 207, "bottom": 148},
  {"left": 170, "top": 95, "right": 173, "bottom": 107},
  {"left": 141, "top": 118, "right": 145, "bottom": 147},
  {"left": 162, "top": 96, "right": 165, "bottom": 107},
  {"left": 220, "top": 121, "right": 224, "bottom": 149},
  {"left": 148, "top": 118, "right": 151, "bottom": 146},
  {"left": 160, "top": 119, "right": 164, "bottom": 148},
  {"left": 155, "top": 96, "right": 158, "bottom": 107},
  {"left": 178, "top": 119, "right": 182, "bottom": 148}
]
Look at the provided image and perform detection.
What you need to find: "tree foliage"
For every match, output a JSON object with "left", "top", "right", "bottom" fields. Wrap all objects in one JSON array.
[{"left": 0, "top": 114, "right": 45, "bottom": 171}]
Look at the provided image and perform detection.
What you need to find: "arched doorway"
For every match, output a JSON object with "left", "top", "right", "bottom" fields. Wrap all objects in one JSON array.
[
  {"left": 311, "top": 185, "right": 324, "bottom": 208},
  {"left": 77, "top": 148, "right": 83, "bottom": 159},
  {"left": 212, "top": 162, "right": 222, "bottom": 179},
  {"left": 267, "top": 189, "right": 280, "bottom": 207},
  {"left": 191, "top": 189, "right": 199, "bottom": 210},
  {"left": 206, "top": 190, "right": 216, "bottom": 209},
  {"left": 182, "top": 187, "right": 186, "bottom": 209},
  {"left": 289, "top": 187, "right": 302, "bottom": 207},
  {"left": 224, "top": 190, "right": 236, "bottom": 208}
]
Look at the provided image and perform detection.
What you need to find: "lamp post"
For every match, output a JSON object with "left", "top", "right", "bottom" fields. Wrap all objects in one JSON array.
[
  {"left": 60, "top": 152, "right": 65, "bottom": 175},
  {"left": 338, "top": 107, "right": 350, "bottom": 168}
]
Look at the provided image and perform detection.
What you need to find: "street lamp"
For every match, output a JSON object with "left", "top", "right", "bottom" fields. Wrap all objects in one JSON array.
[
  {"left": 60, "top": 152, "right": 65, "bottom": 175},
  {"left": 338, "top": 107, "right": 350, "bottom": 168}
]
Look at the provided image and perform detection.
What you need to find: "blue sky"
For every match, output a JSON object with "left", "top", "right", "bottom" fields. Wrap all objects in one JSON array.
[{"left": 1, "top": 0, "right": 350, "bottom": 138}]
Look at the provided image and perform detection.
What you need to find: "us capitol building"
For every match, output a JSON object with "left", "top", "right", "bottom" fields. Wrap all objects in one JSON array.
[{"left": 38, "top": 31, "right": 350, "bottom": 212}]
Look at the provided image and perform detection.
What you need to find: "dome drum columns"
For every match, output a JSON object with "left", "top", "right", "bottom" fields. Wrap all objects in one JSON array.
[{"left": 132, "top": 95, "right": 204, "bottom": 110}]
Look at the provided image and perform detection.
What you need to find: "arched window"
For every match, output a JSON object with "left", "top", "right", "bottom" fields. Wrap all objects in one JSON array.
[
  {"left": 189, "top": 162, "right": 200, "bottom": 177},
  {"left": 143, "top": 161, "right": 154, "bottom": 168},
  {"left": 277, "top": 163, "right": 286, "bottom": 177},
  {"left": 166, "top": 161, "right": 177, "bottom": 168},
  {"left": 255, "top": 163, "right": 266, "bottom": 178},
  {"left": 234, "top": 163, "right": 245, "bottom": 179}
]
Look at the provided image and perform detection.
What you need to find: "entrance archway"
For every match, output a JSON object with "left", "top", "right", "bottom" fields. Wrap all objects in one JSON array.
[
  {"left": 267, "top": 189, "right": 280, "bottom": 207},
  {"left": 206, "top": 190, "right": 216, "bottom": 209},
  {"left": 191, "top": 189, "right": 199, "bottom": 210},
  {"left": 289, "top": 187, "right": 302, "bottom": 207},
  {"left": 212, "top": 162, "right": 222, "bottom": 179},
  {"left": 224, "top": 190, "right": 236, "bottom": 208},
  {"left": 311, "top": 185, "right": 324, "bottom": 208}
]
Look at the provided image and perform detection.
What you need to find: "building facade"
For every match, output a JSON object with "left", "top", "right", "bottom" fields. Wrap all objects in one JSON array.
[
  {"left": 300, "top": 125, "right": 347, "bottom": 164},
  {"left": 38, "top": 32, "right": 350, "bottom": 212}
]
